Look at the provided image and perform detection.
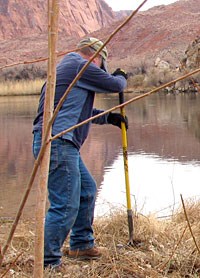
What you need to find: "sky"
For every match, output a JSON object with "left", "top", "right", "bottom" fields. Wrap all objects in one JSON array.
[{"left": 104, "top": 0, "right": 178, "bottom": 11}]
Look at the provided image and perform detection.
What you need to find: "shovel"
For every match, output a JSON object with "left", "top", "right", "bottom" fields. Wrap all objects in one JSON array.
[{"left": 119, "top": 91, "right": 134, "bottom": 246}]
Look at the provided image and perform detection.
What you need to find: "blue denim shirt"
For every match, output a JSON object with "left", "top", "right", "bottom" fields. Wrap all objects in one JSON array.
[{"left": 33, "top": 52, "right": 127, "bottom": 149}]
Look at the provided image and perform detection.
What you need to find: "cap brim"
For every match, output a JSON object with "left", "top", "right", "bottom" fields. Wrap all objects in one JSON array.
[{"left": 101, "top": 59, "right": 108, "bottom": 72}]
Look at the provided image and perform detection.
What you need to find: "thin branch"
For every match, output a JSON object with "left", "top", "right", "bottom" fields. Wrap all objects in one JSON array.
[
  {"left": 159, "top": 225, "right": 187, "bottom": 271},
  {"left": 168, "top": 49, "right": 200, "bottom": 93},
  {"left": 0, "top": 0, "right": 147, "bottom": 266},
  {"left": 0, "top": 0, "right": 148, "bottom": 71},
  {"left": 0, "top": 40, "right": 109, "bottom": 70},
  {"left": 46, "top": 0, "right": 148, "bottom": 138},
  {"left": 0, "top": 252, "right": 23, "bottom": 278},
  {"left": 180, "top": 194, "right": 200, "bottom": 254},
  {"left": 50, "top": 66, "right": 200, "bottom": 142}
]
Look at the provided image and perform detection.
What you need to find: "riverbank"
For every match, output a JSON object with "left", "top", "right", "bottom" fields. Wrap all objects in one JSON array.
[
  {"left": 0, "top": 79, "right": 44, "bottom": 96},
  {"left": 1, "top": 201, "right": 200, "bottom": 277},
  {"left": 0, "top": 77, "right": 199, "bottom": 97},
  {"left": 0, "top": 78, "right": 146, "bottom": 96},
  {"left": 0, "top": 80, "right": 147, "bottom": 97}
]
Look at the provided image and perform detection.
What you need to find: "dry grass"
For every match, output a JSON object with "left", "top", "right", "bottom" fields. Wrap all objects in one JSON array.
[
  {"left": 127, "top": 74, "right": 145, "bottom": 88},
  {"left": 1, "top": 201, "right": 200, "bottom": 277},
  {"left": 0, "top": 79, "right": 44, "bottom": 96}
]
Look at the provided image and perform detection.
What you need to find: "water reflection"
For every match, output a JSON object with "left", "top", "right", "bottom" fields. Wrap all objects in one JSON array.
[
  {"left": 0, "top": 93, "right": 200, "bottom": 219},
  {"left": 0, "top": 96, "right": 38, "bottom": 218},
  {"left": 95, "top": 153, "right": 200, "bottom": 217}
]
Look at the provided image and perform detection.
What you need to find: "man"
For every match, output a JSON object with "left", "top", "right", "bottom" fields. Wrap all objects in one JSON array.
[{"left": 32, "top": 37, "right": 128, "bottom": 268}]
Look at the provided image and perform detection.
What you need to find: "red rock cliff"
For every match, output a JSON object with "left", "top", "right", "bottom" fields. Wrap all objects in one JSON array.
[{"left": 0, "top": 0, "right": 116, "bottom": 40}]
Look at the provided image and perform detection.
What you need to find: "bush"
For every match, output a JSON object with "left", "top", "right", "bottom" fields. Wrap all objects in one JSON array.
[
  {"left": 144, "top": 68, "right": 179, "bottom": 87},
  {"left": 128, "top": 74, "right": 145, "bottom": 88},
  {"left": 0, "top": 64, "right": 46, "bottom": 81}
]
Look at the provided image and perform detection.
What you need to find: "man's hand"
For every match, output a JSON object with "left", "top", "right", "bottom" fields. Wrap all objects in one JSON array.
[
  {"left": 107, "top": 112, "right": 128, "bottom": 129},
  {"left": 112, "top": 68, "right": 128, "bottom": 80}
]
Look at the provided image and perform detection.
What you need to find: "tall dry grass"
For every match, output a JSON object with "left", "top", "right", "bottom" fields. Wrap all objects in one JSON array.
[
  {"left": 0, "top": 79, "right": 44, "bottom": 96},
  {"left": 1, "top": 199, "right": 200, "bottom": 277}
]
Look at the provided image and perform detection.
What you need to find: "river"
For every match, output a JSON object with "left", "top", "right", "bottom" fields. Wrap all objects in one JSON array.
[{"left": 0, "top": 92, "right": 200, "bottom": 219}]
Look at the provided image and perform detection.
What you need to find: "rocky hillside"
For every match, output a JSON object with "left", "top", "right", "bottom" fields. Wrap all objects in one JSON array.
[
  {"left": 0, "top": 0, "right": 200, "bottom": 71},
  {"left": 0, "top": 0, "right": 117, "bottom": 40},
  {"left": 91, "top": 0, "right": 200, "bottom": 70},
  {"left": 183, "top": 36, "right": 200, "bottom": 69}
]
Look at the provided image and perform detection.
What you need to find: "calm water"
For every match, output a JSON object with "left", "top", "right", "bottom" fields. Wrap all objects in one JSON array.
[{"left": 0, "top": 93, "right": 200, "bottom": 219}]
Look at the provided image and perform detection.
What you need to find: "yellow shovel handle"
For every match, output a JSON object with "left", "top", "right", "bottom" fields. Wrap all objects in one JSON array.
[
  {"left": 119, "top": 92, "right": 134, "bottom": 245},
  {"left": 119, "top": 93, "right": 132, "bottom": 210}
]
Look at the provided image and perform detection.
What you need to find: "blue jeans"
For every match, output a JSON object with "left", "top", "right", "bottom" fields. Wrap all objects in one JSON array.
[{"left": 33, "top": 131, "right": 97, "bottom": 267}]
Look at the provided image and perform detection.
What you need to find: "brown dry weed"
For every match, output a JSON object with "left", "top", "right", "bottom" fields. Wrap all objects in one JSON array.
[{"left": 1, "top": 201, "right": 200, "bottom": 277}]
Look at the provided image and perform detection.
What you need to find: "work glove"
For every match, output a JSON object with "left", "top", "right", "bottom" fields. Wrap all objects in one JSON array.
[
  {"left": 107, "top": 112, "right": 128, "bottom": 130},
  {"left": 112, "top": 68, "right": 128, "bottom": 80}
]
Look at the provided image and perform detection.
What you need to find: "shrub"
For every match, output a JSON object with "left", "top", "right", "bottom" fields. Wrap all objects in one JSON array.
[
  {"left": 144, "top": 68, "right": 180, "bottom": 87},
  {"left": 0, "top": 79, "right": 44, "bottom": 96},
  {"left": 0, "top": 64, "right": 46, "bottom": 81},
  {"left": 128, "top": 74, "right": 145, "bottom": 88}
]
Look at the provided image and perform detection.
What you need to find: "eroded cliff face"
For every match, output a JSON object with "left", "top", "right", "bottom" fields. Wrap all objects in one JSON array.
[
  {"left": 58, "top": 0, "right": 115, "bottom": 37},
  {"left": 183, "top": 36, "right": 200, "bottom": 70},
  {"left": 0, "top": 0, "right": 115, "bottom": 39},
  {"left": 0, "top": 0, "right": 199, "bottom": 68},
  {"left": 90, "top": 0, "right": 200, "bottom": 70},
  {"left": 0, "top": 0, "right": 9, "bottom": 14}
]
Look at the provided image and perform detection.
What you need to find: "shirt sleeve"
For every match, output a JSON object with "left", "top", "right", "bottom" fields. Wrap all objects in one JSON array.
[{"left": 76, "top": 60, "right": 127, "bottom": 93}]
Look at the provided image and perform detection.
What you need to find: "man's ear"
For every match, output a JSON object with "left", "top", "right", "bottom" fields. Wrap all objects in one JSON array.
[
  {"left": 92, "top": 56, "right": 98, "bottom": 65},
  {"left": 93, "top": 56, "right": 102, "bottom": 68}
]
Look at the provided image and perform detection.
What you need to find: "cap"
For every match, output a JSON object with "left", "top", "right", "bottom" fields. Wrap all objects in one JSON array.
[{"left": 77, "top": 37, "right": 108, "bottom": 72}]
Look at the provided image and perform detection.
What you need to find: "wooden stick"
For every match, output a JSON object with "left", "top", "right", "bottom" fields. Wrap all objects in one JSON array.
[
  {"left": 168, "top": 49, "right": 200, "bottom": 93},
  {"left": 159, "top": 225, "right": 187, "bottom": 271},
  {"left": 180, "top": 194, "right": 200, "bottom": 254},
  {"left": 33, "top": 0, "right": 59, "bottom": 277},
  {"left": 51, "top": 66, "right": 200, "bottom": 142},
  {"left": 0, "top": 0, "right": 150, "bottom": 265},
  {"left": 0, "top": 0, "right": 146, "bottom": 72},
  {"left": 45, "top": 0, "right": 148, "bottom": 141},
  {"left": 0, "top": 252, "right": 23, "bottom": 278},
  {"left": 0, "top": 44, "right": 103, "bottom": 70}
]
